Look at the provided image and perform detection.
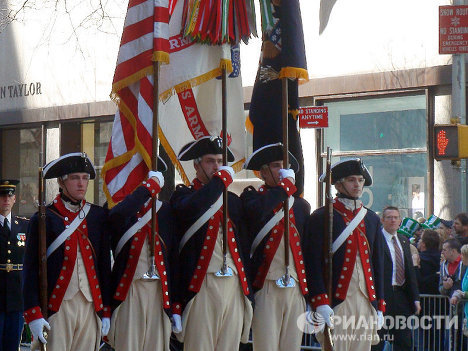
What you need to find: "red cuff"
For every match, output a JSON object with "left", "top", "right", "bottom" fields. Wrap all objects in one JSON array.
[
  {"left": 378, "top": 299, "right": 386, "bottom": 313},
  {"left": 142, "top": 178, "right": 161, "bottom": 197},
  {"left": 172, "top": 302, "right": 182, "bottom": 315},
  {"left": 102, "top": 306, "right": 111, "bottom": 318},
  {"left": 213, "top": 170, "right": 233, "bottom": 188},
  {"left": 279, "top": 178, "right": 296, "bottom": 197},
  {"left": 310, "top": 293, "right": 330, "bottom": 309},
  {"left": 24, "top": 306, "right": 44, "bottom": 324}
]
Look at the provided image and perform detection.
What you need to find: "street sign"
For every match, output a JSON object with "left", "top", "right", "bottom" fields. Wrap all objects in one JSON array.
[
  {"left": 439, "top": 5, "right": 468, "bottom": 54},
  {"left": 299, "top": 106, "right": 328, "bottom": 129}
]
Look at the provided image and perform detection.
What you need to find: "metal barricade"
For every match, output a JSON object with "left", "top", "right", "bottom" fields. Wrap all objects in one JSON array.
[
  {"left": 450, "top": 297, "right": 468, "bottom": 351},
  {"left": 412, "top": 294, "right": 450, "bottom": 351}
]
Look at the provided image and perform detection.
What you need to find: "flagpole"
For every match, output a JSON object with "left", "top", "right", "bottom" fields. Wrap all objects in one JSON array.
[
  {"left": 278, "top": 77, "right": 294, "bottom": 288},
  {"left": 143, "top": 61, "right": 161, "bottom": 280},
  {"left": 218, "top": 66, "right": 232, "bottom": 277}
]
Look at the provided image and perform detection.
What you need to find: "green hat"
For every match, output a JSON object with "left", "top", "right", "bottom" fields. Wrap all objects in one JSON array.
[
  {"left": 421, "top": 215, "right": 441, "bottom": 229},
  {"left": 397, "top": 217, "right": 420, "bottom": 238}
]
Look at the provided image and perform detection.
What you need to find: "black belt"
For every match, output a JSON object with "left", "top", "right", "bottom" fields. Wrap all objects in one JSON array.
[
  {"left": 0, "top": 263, "right": 23, "bottom": 272},
  {"left": 392, "top": 285, "right": 405, "bottom": 291}
]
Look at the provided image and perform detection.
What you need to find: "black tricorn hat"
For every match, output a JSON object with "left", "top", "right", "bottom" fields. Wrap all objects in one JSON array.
[
  {"left": 243, "top": 143, "right": 299, "bottom": 172},
  {"left": 319, "top": 158, "right": 372, "bottom": 186},
  {"left": 0, "top": 179, "right": 19, "bottom": 195},
  {"left": 177, "top": 136, "right": 234, "bottom": 162},
  {"left": 43, "top": 152, "right": 96, "bottom": 179},
  {"left": 154, "top": 155, "right": 168, "bottom": 172}
]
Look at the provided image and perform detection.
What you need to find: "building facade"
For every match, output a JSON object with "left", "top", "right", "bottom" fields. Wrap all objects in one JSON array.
[{"left": 0, "top": 0, "right": 464, "bottom": 220}]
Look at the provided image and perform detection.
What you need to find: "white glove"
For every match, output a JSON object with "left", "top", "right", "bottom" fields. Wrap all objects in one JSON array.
[
  {"left": 377, "top": 311, "right": 384, "bottom": 330},
  {"left": 171, "top": 314, "right": 182, "bottom": 334},
  {"left": 218, "top": 166, "right": 234, "bottom": 179},
  {"left": 29, "top": 318, "right": 51, "bottom": 344},
  {"left": 101, "top": 317, "right": 110, "bottom": 336},
  {"left": 316, "top": 304, "right": 334, "bottom": 328},
  {"left": 148, "top": 171, "right": 164, "bottom": 188},
  {"left": 279, "top": 168, "right": 295, "bottom": 183}
]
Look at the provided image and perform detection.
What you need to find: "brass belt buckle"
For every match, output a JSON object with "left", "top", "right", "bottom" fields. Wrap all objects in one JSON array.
[{"left": 6, "top": 263, "right": 13, "bottom": 272}]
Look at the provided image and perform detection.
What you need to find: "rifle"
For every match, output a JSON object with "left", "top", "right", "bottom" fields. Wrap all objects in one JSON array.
[
  {"left": 322, "top": 147, "right": 334, "bottom": 351},
  {"left": 38, "top": 125, "right": 48, "bottom": 351}
]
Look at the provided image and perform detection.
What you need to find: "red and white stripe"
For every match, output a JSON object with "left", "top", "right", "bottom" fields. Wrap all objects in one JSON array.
[{"left": 113, "top": 0, "right": 169, "bottom": 90}]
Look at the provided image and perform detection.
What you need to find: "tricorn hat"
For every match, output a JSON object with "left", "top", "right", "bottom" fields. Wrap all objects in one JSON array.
[
  {"left": 0, "top": 179, "right": 19, "bottom": 196},
  {"left": 397, "top": 217, "right": 420, "bottom": 238},
  {"left": 319, "top": 158, "right": 372, "bottom": 186},
  {"left": 243, "top": 143, "right": 299, "bottom": 172},
  {"left": 43, "top": 152, "right": 96, "bottom": 179},
  {"left": 155, "top": 156, "right": 168, "bottom": 172},
  {"left": 178, "top": 136, "right": 234, "bottom": 162}
]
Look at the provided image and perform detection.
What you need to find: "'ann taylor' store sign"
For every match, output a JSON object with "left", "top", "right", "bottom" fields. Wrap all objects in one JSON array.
[{"left": 0, "top": 82, "right": 42, "bottom": 99}]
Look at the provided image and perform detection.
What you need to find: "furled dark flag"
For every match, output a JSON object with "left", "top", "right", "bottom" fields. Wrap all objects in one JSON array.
[{"left": 247, "top": 0, "right": 308, "bottom": 195}]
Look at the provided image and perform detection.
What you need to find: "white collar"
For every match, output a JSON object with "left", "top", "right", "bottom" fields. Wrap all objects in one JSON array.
[{"left": 337, "top": 197, "right": 362, "bottom": 211}]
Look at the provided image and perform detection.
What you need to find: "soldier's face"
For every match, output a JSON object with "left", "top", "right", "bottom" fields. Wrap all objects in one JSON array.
[
  {"left": 260, "top": 161, "right": 283, "bottom": 187},
  {"left": 335, "top": 175, "right": 365, "bottom": 198},
  {"left": 194, "top": 154, "right": 223, "bottom": 184},
  {"left": 60, "top": 173, "right": 89, "bottom": 201},
  {"left": 0, "top": 194, "right": 15, "bottom": 216}
]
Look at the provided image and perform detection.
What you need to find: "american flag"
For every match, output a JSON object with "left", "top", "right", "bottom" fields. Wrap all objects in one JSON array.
[
  {"left": 103, "top": 0, "right": 247, "bottom": 207},
  {"left": 103, "top": 0, "right": 170, "bottom": 207}
]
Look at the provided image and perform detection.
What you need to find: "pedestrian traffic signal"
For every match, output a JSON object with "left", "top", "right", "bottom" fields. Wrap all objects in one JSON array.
[{"left": 434, "top": 124, "right": 468, "bottom": 160}]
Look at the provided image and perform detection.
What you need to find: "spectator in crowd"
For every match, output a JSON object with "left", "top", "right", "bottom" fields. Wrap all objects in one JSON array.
[
  {"left": 416, "top": 229, "right": 443, "bottom": 351},
  {"left": 440, "top": 219, "right": 454, "bottom": 241},
  {"left": 439, "top": 238, "right": 466, "bottom": 298},
  {"left": 417, "top": 230, "right": 441, "bottom": 294},
  {"left": 450, "top": 244, "right": 468, "bottom": 337},
  {"left": 453, "top": 213, "right": 468, "bottom": 246}
]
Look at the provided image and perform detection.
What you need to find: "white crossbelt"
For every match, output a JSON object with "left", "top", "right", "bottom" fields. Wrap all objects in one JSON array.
[
  {"left": 115, "top": 200, "right": 162, "bottom": 257},
  {"left": 46, "top": 203, "right": 91, "bottom": 258},
  {"left": 332, "top": 206, "right": 367, "bottom": 254},
  {"left": 179, "top": 195, "right": 223, "bottom": 252},
  {"left": 250, "top": 197, "right": 295, "bottom": 258}
]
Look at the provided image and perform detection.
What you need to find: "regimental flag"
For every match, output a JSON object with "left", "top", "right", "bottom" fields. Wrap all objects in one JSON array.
[
  {"left": 247, "top": 0, "right": 308, "bottom": 195},
  {"left": 103, "top": 0, "right": 246, "bottom": 207}
]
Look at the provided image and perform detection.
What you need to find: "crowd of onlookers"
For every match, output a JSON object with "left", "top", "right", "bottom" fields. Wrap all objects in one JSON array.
[{"left": 397, "top": 213, "right": 468, "bottom": 349}]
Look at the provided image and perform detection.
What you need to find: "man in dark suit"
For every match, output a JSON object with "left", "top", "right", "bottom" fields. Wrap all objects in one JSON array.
[
  {"left": 0, "top": 179, "right": 29, "bottom": 351},
  {"left": 372, "top": 206, "right": 420, "bottom": 351}
]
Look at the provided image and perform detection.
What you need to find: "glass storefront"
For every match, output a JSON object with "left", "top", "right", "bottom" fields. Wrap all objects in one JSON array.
[
  {"left": 0, "top": 119, "right": 113, "bottom": 217},
  {"left": 322, "top": 94, "right": 427, "bottom": 218}
]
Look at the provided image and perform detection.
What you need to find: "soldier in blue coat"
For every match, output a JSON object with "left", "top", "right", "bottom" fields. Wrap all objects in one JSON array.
[
  {"left": 240, "top": 143, "right": 311, "bottom": 351},
  {"left": 106, "top": 156, "right": 180, "bottom": 351},
  {"left": 23, "top": 153, "right": 111, "bottom": 351},
  {"left": 304, "top": 158, "right": 386, "bottom": 351},
  {"left": 170, "top": 136, "right": 253, "bottom": 351},
  {"left": 0, "top": 179, "right": 29, "bottom": 351}
]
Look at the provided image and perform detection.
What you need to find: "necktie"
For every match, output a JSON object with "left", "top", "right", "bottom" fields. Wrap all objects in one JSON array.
[{"left": 392, "top": 236, "right": 405, "bottom": 286}]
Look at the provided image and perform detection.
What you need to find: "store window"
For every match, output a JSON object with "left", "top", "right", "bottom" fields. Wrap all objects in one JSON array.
[
  {"left": 0, "top": 119, "right": 113, "bottom": 217},
  {"left": 322, "top": 94, "right": 427, "bottom": 218}
]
